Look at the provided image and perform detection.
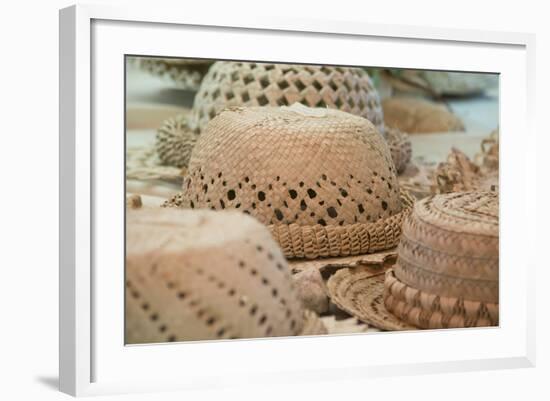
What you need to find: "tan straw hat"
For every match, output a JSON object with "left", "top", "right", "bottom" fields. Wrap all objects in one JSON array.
[
  {"left": 125, "top": 208, "right": 326, "bottom": 344},
  {"left": 326, "top": 191, "right": 498, "bottom": 331},
  {"left": 385, "top": 191, "right": 499, "bottom": 329},
  {"left": 164, "top": 104, "right": 414, "bottom": 260},
  {"left": 155, "top": 61, "right": 411, "bottom": 173}
]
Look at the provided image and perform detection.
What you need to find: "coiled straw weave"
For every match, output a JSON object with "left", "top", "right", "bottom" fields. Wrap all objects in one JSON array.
[{"left": 126, "top": 208, "right": 326, "bottom": 344}]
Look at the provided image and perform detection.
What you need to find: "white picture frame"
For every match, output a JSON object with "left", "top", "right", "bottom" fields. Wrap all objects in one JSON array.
[{"left": 59, "top": 3, "right": 536, "bottom": 397}]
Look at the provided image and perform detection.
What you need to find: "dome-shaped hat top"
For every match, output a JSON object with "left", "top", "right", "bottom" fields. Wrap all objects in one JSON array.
[
  {"left": 192, "top": 61, "right": 384, "bottom": 133},
  {"left": 125, "top": 208, "right": 305, "bottom": 343},
  {"left": 167, "top": 104, "right": 413, "bottom": 259}
]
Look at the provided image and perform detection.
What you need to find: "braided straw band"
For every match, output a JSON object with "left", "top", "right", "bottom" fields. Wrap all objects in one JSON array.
[
  {"left": 269, "top": 190, "right": 414, "bottom": 259},
  {"left": 384, "top": 269, "right": 498, "bottom": 329}
]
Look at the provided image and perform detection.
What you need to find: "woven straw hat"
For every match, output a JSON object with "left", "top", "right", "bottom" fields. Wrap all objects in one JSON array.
[
  {"left": 385, "top": 191, "right": 499, "bottom": 329},
  {"left": 327, "top": 268, "right": 417, "bottom": 331},
  {"left": 155, "top": 61, "right": 411, "bottom": 173},
  {"left": 325, "top": 191, "right": 498, "bottom": 331},
  {"left": 126, "top": 208, "right": 326, "bottom": 344},
  {"left": 164, "top": 104, "right": 414, "bottom": 260}
]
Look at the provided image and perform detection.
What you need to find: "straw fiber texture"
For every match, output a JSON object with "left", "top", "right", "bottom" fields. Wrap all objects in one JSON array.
[
  {"left": 193, "top": 61, "right": 384, "bottom": 133},
  {"left": 164, "top": 105, "right": 414, "bottom": 259},
  {"left": 385, "top": 191, "right": 499, "bottom": 329},
  {"left": 382, "top": 97, "right": 464, "bottom": 134},
  {"left": 138, "top": 58, "right": 213, "bottom": 90},
  {"left": 155, "top": 61, "right": 411, "bottom": 172},
  {"left": 125, "top": 208, "right": 319, "bottom": 344},
  {"left": 327, "top": 268, "right": 417, "bottom": 331},
  {"left": 384, "top": 270, "right": 498, "bottom": 329},
  {"left": 156, "top": 113, "right": 200, "bottom": 168}
]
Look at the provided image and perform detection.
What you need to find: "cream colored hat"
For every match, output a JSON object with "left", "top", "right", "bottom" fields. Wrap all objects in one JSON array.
[
  {"left": 326, "top": 191, "right": 498, "bottom": 331},
  {"left": 125, "top": 208, "right": 326, "bottom": 344},
  {"left": 154, "top": 61, "right": 411, "bottom": 172},
  {"left": 164, "top": 104, "right": 414, "bottom": 260}
]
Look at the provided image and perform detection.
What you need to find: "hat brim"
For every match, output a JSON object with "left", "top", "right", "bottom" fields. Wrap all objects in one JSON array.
[
  {"left": 326, "top": 267, "right": 418, "bottom": 331},
  {"left": 270, "top": 190, "right": 415, "bottom": 260}
]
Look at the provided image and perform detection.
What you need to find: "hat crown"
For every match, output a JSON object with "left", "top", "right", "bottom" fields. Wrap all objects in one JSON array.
[
  {"left": 126, "top": 209, "right": 304, "bottom": 343},
  {"left": 192, "top": 61, "right": 384, "bottom": 133},
  {"left": 395, "top": 191, "right": 499, "bottom": 303},
  {"left": 183, "top": 106, "right": 402, "bottom": 228}
]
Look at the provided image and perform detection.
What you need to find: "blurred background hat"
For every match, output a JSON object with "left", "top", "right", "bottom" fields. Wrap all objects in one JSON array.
[
  {"left": 154, "top": 61, "right": 412, "bottom": 173},
  {"left": 126, "top": 208, "right": 326, "bottom": 344}
]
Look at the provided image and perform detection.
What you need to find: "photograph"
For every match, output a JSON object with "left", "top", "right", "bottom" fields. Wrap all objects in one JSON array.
[{"left": 124, "top": 57, "right": 499, "bottom": 344}]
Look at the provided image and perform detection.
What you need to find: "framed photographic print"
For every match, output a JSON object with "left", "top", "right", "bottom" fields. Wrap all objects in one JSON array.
[{"left": 59, "top": 3, "right": 536, "bottom": 397}]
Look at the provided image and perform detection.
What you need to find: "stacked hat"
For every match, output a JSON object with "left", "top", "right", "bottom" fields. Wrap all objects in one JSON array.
[
  {"left": 155, "top": 61, "right": 411, "bottom": 172},
  {"left": 126, "top": 208, "right": 326, "bottom": 344},
  {"left": 164, "top": 104, "right": 414, "bottom": 260},
  {"left": 326, "top": 191, "right": 499, "bottom": 330}
]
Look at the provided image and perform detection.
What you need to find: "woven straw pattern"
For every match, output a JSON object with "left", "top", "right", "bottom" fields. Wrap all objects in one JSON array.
[
  {"left": 384, "top": 191, "right": 499, "bottom": 329},
  {"left": 386, "top": 127, "right": 412, "bottom": 173},
  {"left": 126, "top": 146, "right": 185, "bottom": 182},
  {"left": 384, "top": 270, "right": 498, "bottom": 329},
  {"left": 269, "top": 194, "right": 412, "bottom": 259},
  {"left": 327, "top": 269, "right": 417, "bottom": 331},
  {"left": 382, "top": 97, "right": 464, "bottom": 134},
  {"left": 164, "top": 105, "right": 413, "bottom": 259},
  {"left": 192, "top": 61, "right": 384, "bottom": 133},
  {"left": 394, "top": 192, "right": 498, "bottom": 302},
  {"left": 138, "top": 58, "right": 212, "bottom": 90},
  {"left": 154, "top": 61, "right": 411, "bottom": 172},
  {"left": 156, "top": 113, "right": 200, "bottom": 168},
  {"left": 126, "top": 208, "right": 309, "bottom": 343}
]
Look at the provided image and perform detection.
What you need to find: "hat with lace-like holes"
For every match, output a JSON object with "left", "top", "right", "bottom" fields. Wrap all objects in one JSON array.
[
  {"left": 125, "top": 208, "right": 326, "bottom": 344},
  {"left": 154, "top": 61, "right": 411, "bottom": 173},
  {"left": 164, "top": 104, "right": 414, "bottom": 260}
]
